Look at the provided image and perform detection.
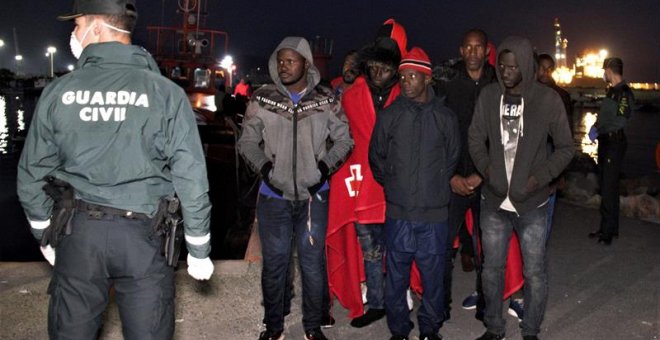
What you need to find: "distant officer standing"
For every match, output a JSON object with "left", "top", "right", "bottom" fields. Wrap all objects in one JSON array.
[
  {"left": 588, "top": 57, "right": 634, "bottom": 245},
  {"left": 17, "top": 1, "right": 214, "bottom": 339}
]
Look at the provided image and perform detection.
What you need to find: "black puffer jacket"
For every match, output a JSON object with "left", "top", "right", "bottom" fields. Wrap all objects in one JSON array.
[{"left": 369, "top": 90, "right": 460, "bottom": 222}]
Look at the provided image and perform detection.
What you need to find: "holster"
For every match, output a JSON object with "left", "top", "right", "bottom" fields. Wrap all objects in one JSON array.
[
  {"left": 40, "top": 176, "right": 76, "bottom": 248},
  {"left": 151, "top": 196, "right": 184, "bottom": 267}
]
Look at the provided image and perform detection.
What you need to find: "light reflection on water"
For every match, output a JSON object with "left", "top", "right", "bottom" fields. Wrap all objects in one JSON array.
[
  {"left": 17, "top": 109, "right": 25, "bottom": 132},
  {"left": 0, "top": 96, "right": 7, "bottom": 154},
  {"left": 579, "top": 111, "right": 599, "bottom": 164}
]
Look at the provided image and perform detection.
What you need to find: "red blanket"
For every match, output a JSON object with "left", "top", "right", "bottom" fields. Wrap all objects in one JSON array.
[
  {"left": 327, "top": 77, "right": 402, "bottom": 318},
  {"left": 464, "top": 208, "right": 524, "bottom": 299}
]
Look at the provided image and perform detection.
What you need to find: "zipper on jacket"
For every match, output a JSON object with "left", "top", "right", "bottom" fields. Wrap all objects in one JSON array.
[{"left": 292, "top": 107, "right": 299, "bottom": 201}]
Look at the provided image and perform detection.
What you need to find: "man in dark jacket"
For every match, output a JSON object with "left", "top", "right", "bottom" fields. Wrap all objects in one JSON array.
[
  {"left": 536, "top": 53, "right": 573, "bottom": 131},
  {"left": 238, "top": 36, "right": 353, "bottom": 340},
  {"left": 17, "top": 1, "right": 213, "bottom": 339},
  {"left": 434, "top": 28, "right": 496, "bottom": 320},
  {"left": 588, "top": 57, "right": 634, "bottom": 245},
  {"left": 468, "top": 36, "right": 574, "bottom": 340},
  {"left": 370, "top": 47, "right": 460, "bottom": 340}
]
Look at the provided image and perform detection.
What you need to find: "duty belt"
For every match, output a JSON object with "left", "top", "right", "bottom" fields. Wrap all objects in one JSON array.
[{"left": 77, "top": 200, "right": 149, "bottom": 220}]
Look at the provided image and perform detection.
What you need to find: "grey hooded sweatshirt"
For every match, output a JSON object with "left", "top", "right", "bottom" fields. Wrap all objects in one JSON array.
[
  {"left": 468, "top": 36, "right": 574, "bottom": 214},
  {"left": 237, "top": 37, "right": 354, "bottom": 201}
]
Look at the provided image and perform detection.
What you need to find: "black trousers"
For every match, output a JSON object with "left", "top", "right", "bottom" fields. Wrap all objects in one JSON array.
[
  {"left": 48, "top": 210, "right": 175, "bottom": 340},
  {"left": 444, "top": 190, "right": 481, "bottom": 313},
  {"left": 597, "top": 132, "right": 627, "bottom": 236}
]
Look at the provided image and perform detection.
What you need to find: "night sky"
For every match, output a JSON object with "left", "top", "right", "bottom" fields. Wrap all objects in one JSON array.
[{"left": 1, "top": 0, "right": 659, "bottom": 82}]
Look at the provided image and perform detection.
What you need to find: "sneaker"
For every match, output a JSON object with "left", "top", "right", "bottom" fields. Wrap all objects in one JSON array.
[
  {"left": 321, "top": 314, "right": 335, "bottom": 329},
  {"left": 507, "top": 298, "right": 524, "bottom": 321},
  {"left": 304, "top": 328, "right": 327, "bottom": 340},
  {"left": 475, "top": 331, "right": 505, "bottom": 340},
  {"left": 522, "top": 336, "right": 538, "bottom": 340},
  {"left": 258, "top": 329, "right": 284, "bottom": 340},
  {"left": 350, "top": 308, "right": 386, "bottom": 328},
  {"left": 462, "top": 291, "right": 479, "bottom": 310},
  {"left": 420, "top": 333, "right": 443, "bottom": 340},
  {"left": 389, "top": 336, "right": 409, "bottom": 340}
]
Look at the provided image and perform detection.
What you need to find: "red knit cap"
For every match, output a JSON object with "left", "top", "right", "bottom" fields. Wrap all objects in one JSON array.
[{"left": 399, "top": 47, "right": 432, "bottom": 75}]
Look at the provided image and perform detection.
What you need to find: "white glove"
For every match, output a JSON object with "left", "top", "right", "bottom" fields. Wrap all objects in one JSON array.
[
  {"left": 40, "top": 245, "right": 56, "bottom": 266},
  {"left": 187, "top": 254, "right": 214, "bottom": 280}
]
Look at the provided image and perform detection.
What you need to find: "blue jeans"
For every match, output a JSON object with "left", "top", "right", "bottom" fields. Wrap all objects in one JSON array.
[
  {"left": 355, "top": 222, "right": 385, "bottom": 310},
  {"left": 481, "top": 203, "right": 548, "bottom": 337},
  {"left": 257, "top": 193, "right": 327, "bottom": 332},
  {"left": 384, "top": 218, "right": 448, "bottom": 337}
]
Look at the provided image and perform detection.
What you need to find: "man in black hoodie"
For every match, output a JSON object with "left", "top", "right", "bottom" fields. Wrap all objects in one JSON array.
[{"left": 468, "top": 36, "right": 574, "bottom": 340}]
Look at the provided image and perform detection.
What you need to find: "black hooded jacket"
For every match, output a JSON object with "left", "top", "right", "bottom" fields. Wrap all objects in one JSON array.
[{"left": 468, "top": 36, "right": 574, "bottom": 214}]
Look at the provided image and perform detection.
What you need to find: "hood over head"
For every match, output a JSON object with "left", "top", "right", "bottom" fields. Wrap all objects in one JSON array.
[
  {"left": 268, "top": 37, "right": 320, "bottom": 95},
  {"left": 495, "top": 36, "right": 536, "bottom": 94},
  {"left": 376, "top": 18, "right": 408, "bottom": 56}
]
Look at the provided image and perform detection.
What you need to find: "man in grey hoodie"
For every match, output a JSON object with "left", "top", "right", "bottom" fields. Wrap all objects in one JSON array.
[
  {"left": 238, "top": 37, "right": 353, "bottom": 340},
  {"left": 468, "top": 36, "right": 574, "bottom": 340}
]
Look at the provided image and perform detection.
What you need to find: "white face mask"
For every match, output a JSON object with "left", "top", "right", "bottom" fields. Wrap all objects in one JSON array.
[
  {"left": 69, "top": 24, "right": 94, "bottom": 59},
  {"left": 69, "top": 22, "right": 131, "bottom": 60}
]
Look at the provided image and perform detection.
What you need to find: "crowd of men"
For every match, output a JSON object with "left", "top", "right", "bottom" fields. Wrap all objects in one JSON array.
[{"left": 16, "top": 0, "right": 635, "bottom": 339}]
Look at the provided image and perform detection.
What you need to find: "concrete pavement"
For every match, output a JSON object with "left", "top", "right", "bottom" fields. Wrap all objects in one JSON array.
[{"left": 1, "top": 201, "right": 658, "bottom": 339}]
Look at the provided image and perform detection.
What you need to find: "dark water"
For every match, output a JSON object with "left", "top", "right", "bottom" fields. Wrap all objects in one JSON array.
[{"left": 572, "top": 106, "right": 660, "bottom": 178}]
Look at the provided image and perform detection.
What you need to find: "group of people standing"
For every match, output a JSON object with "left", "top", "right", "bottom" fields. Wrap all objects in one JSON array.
[
  {"left": 16, "top": 0, "right": 634, "bottom": 339},
  {"left": 238, "top": 17, "right": 580, "bottom": 340}
]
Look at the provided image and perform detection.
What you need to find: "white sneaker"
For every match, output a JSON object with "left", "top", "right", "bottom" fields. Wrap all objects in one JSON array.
[{"left": 361, "top": 282, "right": 368, "bottom": 305}]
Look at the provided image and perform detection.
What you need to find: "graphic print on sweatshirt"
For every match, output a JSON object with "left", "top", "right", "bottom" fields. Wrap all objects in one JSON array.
[{"left": 500, "top": 93, "right": 523, "bottom": 211}]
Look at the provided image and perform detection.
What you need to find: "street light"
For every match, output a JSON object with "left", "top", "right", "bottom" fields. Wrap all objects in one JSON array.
[
  {"left": 220, "top": 55, "right": 234, "bottom": 89},
  {"left": 47, "top": 46, "right": 57, "bottom": 78},
  {"left": 15, "top": 55, "right": 23, "bottom": 75}
]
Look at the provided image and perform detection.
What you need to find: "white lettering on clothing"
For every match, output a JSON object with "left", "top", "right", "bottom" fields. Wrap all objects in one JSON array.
[
  {"left": 62, "top": 91, "right": 75, "bottom": 105},
  {"left": 60, "top": 90, "right": 150, "bottom": 122},
  {"left": 90, "top": 91, "right": 104, "bottom": 105},
  {"left": 80, "top": 107, "right": 92, "bottom": 121}
]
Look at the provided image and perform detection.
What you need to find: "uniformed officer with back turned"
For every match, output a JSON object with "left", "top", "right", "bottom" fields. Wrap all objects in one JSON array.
[{"left": 16, "top": 1, "right": 214, "bottom": 339}]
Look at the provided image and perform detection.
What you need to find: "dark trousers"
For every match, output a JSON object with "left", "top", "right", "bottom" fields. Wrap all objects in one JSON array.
[
  {"left": 480, "top": 203, "right": 549, "bottom": 337},
  {"left": 384, "top": 218, "right": 448, "bottom": 337},
  {"left": 257, "top": 193, "right": 326, "bottom": 332},
  {"left": 48, "top": 211, "right": 174, "bottom": 340},
  {"left": 355, "top": 222, "right": 385, "bottom": 310},
  {"left": 310, "top": 191, "right": 332, "bottom": 317},
  {"left": 444, "top": 191, "right": 480, "bottom": 314},
  {"left": 597, "top": 133, "right": 627, "bottom": 236}
]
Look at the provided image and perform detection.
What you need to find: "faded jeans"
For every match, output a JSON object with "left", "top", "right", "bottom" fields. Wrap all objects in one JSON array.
[
  {"left": 355, "top": 222, "right": 385, "bottom": 310},
  {"left": 481, "top": 202, "right": 549, "bottom": 337}
]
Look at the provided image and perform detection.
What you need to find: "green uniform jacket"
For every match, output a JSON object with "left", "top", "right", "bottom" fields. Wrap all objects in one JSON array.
[{"left": 17, "top": 42, "right": 211, "bottom": 258}]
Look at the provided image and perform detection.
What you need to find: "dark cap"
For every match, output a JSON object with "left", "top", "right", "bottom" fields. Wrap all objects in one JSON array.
[
  {"left": 602, "top": 57, "right": 623, "bottom": 70},
  {"left": 58, "top": 0, "right": 138, "bottom": 21}
]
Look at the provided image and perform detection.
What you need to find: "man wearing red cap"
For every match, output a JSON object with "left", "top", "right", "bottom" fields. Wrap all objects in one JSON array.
[{"left": 370, "top": 47, "right": 460, "bottom": 340}]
